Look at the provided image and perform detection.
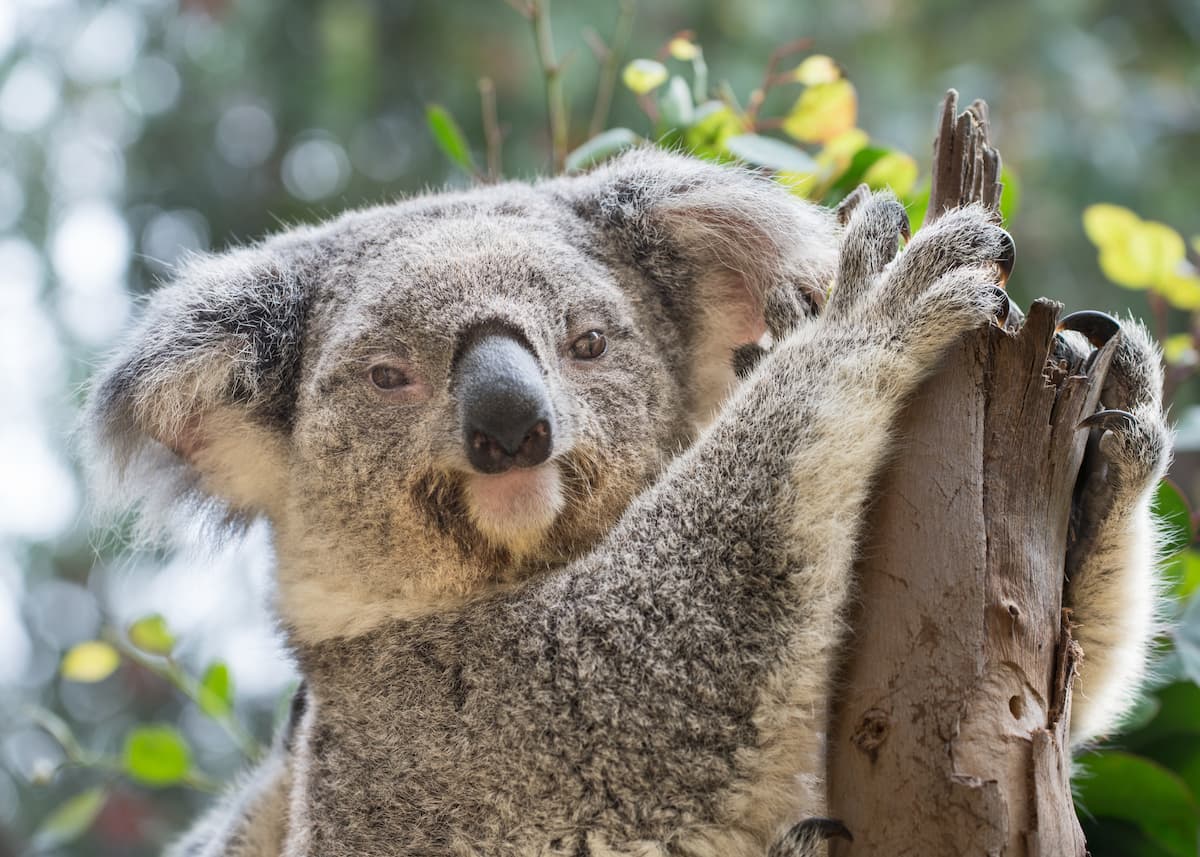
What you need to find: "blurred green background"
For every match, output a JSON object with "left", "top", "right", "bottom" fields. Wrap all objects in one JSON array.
[{"left": 1, "top": 0, "right": 1198, "bottom": 854}]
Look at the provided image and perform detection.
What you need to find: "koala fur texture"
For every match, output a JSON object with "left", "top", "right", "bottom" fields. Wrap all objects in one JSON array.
[{"left": 85, "top": 149, "right": 1170, "bottom": 856}]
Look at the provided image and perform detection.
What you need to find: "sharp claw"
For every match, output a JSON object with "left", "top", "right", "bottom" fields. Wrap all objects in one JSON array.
[
  {"left": 899, "top": 217, "right": 912, "bottom": 243},
  {"left": 1078, "top": 409, "right": 1137, "bottom": 433},
  {"left": 796, "top": 818, "right": 854, "bottom": 842},
  {"left": 992, "top": 286, "right": 1011, "bottom": 326},
  {"left": 1057, "top": 310, "right": 1120, "bottom": 348},
  {"left": 996, "top": 229, "right": 1015, "bottom": 285}
]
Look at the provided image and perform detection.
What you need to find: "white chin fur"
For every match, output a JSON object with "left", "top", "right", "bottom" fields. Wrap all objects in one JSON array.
[{"left": 465, "top": 464, "right": 564, "bottom": 553}]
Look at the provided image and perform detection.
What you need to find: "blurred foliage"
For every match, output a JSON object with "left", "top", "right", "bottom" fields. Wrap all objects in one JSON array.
[{"left": 1, "top": 0, "right": 1198, "bottom": 854}]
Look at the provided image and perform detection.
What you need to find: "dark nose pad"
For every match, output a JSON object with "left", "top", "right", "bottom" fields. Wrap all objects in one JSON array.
[{"left": 456, "top": 333, "right": 554, "bottom": 474}]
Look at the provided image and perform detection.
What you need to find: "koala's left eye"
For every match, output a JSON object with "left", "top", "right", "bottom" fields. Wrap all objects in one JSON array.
[
  {"left": 369, "top": 364, "right": 412, "bottom": 390},
  {"left": 569, "top": 330, "right": 607, "bottom": 360}
]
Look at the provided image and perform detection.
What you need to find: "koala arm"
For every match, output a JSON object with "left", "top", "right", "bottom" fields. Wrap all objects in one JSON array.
[
  {"left": 165, "top": 751, "right": 291, "bottom": 857},
  {"left": 1063, "top": 322, "right": 1171, "bottom": 746}
]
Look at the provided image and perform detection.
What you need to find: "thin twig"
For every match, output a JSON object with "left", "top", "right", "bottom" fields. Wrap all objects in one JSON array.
[
  {"left": 744, "top": 37, "right": 813, "bottom": 130},
  {"left": 478, "top": 77, "right": 504, "bottom": 182},
  {"left": 526, "top": 0, "right": 569, "bottom": 173},
  {"left": 588, "top": 0, "right": 636, "bottom": 138}
]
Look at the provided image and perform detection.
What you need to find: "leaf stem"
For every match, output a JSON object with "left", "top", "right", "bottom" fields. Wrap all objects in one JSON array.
[
  {"left": 588, "top": 0, "right": 636, "bottom": 138},
  {"left": 527, "top": 0, "right": 569, "bottom": 173},
  {"left": 478, "top": 77, "right": 504, "bottom": 182}
]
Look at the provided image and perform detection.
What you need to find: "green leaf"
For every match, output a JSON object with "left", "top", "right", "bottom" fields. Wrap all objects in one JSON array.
[
  {"left": 658, "top": 76, "right": 694, "bottom": 129},
  {"left": 564, "top": 128, "right": 641, "bottom": 173},
  {"left": 123, "top": 725, "right": 192, "bottom": 787},
  {"left": 861, "top": 151, "right": 919, "bottom": 197},
  {"left": 999, "top": 166, "right": 1020, "bottom": 226},
  {"left": 1164, "top": 334, "right": 1199, "bottom": 368},
  {"left": 1128, "top": 682, "right": 1200, "bottom": 746},
  {"left": 31, "top": 787, "right": 107, "bottom": 850},
  {"left": 1075, "top": 751, "right": 1199, "bottom": 857},
  {"left": 1154, "top": 480, "right": 1193, "bottom": 559},
  {"left": 683, "top": 102, "right": 744, "bottom": 159},
  {"left": 61, "top": 641, "right": 120, "bottom": 683},
  {"left": 1172, "top": 592, "right": 1200, "bottom": 688},
  {"left": 197, "top": 662, "right": 234, "bottom": 718},
  {"left": 127, "top": 614, "right": 175, "bottom": 656},
  {"left": 1084, "top": 204, "right": 1141, "bottom": 248},
  {"left": 425, "top": 104, "right": 475, "bottom": 174},
  {"left": 621, "top": 59, "right": 668, "bottom": 95},
  {"left": 723, "top": 134, "right": 817, "bottom": 173},
  {"left": 1163, "top": 549, "right": 1200, "bottom": 601},
  {"left": 667, "top": 37, "right": 698, "bottom": 61}
]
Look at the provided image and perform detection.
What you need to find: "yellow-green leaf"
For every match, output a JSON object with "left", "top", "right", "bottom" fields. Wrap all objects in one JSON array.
[
  {"left": 1083, "top": 203, "right": 1140, "bottom": 248},
  {"left": 425, "top": 104, "right": 475, "bottom": 174},
  {"left": 128, "top": 614, "right": 175, "bottom": 656},
  {"left": 862, "top": 151, "right": 919, "bottom": 197},
  {"left": 782, "top": 79, "right": 857, "bottom": 144},
  {"left": 667, "top": 37, "right": 698, "bottom": 61},
  {"left": 683, "top": 102, "right": 745, "bottom": 158},
  {"left": 1134, "top": 221, "right": 1186, "bottom": 285},
  {"left": 792, "top": 54, "right": 841, "bottom": 85},
  {"left": 61, "top": 641, "right": 120, "bottom": 683},
  {"left": 1158, "top": 271, "right": 1200, "bottom": 311},
  {"left": 123, "top": 725, "right": 191, "bottom": 787},
  {"left": 622, "top": 59, "right": 668, "bottom": 95},
  {"left": 197, "top": 662, "right": 234, "bottom": 718},
  {"left": 1098, "top": 244, "right": 1152, "bottom": 289},
  {"left": 1164, "top": 334, "right": 1198, "bottom": 367},
  {"left": 31, "top": 788, "right": 107, "bottom": 850}
]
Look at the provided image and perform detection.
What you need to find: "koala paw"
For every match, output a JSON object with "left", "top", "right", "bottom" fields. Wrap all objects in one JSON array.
[
  {"left": 768, "top": 817, "right": 852, "bottom": 857},
  {"left": 827, "top": 195, "right": 1011, "bottom": 369}
]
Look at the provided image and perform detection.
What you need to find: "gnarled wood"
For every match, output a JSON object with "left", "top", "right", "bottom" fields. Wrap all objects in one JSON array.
[{"left": 826, "top": 91, "right": 1097, "bottom": 856}]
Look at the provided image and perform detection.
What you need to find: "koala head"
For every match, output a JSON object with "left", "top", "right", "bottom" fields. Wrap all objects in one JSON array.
[{"left": 85, "top": 149, "right": 838, "bottom": 642}]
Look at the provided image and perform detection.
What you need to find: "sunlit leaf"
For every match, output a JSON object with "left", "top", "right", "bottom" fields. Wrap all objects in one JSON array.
[
  {"left": 658, "top": 76, "right": 694, "bottom": 129},
  {"left": 667, "top": 37, "right": 698, "bottom": 61},
  {"left": 564, "top": 128, "right": 640, "bottom": 173},
  {"left": 61, "top": 641, "right": 120, "bottom": 683},
  {"left": 791, "top": 54, "right": 841, "bottom": 85},
  {"left": 782, "top": 79, "right": 857, "bottom": 144},
  {"left": 31, "top": 787, "right": 107, "bottom": 850},
  {"left": 723, "top": 134, "right": 817, "bottom": 173},
  {"left": 1084, "top": 203, "right": 1141, "bottom": 248},
  {"left": 1154, "top": 480, "right": 1193, "bottom": 559},
  {"left": 683, "top": 102, "right": 745, "bottom": 159},
  {"left": 123, "top": 725, "right": 191, "bottom": 787},
  {"left": 128, "top": 614, "right": 175, "bottom": 656},
  {"left": 1075, "top": 751, "right": 1199, "bottom": 857},
  {"left": 1157, "top": 271, "right": 1200, "bottom": 311},
  {"left": 1135, "top": 221, "right": 1187, "bottom": 285},
  {"left": 197, "top": 662, "right": 234, "bottom": 718},
  {"left": 862, "top": 151, "right": 919, "bottom": 197},
  {"left": 907, "top": 180, "right": 931, "bottom": 234},
  {"left": 815, "top": 128, "right": 869, "bottom": 172},
  {"left": 425, "top": 104, "right": 475, "bottom": 174},
  {"left": 622, "top": 59, "right": 668, "bottom": 95}
]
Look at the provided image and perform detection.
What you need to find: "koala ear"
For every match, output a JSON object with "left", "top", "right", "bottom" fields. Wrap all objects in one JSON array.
[
  {"left": 555, "top": 147, "right": 840, "bottom": 415},
  {"left": 84, "top": 244, "right": 310, "bottom": 527}
]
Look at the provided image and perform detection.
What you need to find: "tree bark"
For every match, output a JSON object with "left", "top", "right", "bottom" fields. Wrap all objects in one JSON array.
[{"left": 826, "top": 92, "right": 1106, "bottom": 856}]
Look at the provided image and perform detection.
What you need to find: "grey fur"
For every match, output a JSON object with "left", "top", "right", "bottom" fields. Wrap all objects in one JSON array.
[{"left": 83, "top": 149, "right": 1167, "bottom": 856}]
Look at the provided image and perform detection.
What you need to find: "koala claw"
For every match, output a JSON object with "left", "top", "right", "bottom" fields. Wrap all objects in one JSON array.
[
  {"left": 1079, "top": 408, "right": 1138, "bottom": 433},
  {"left": 1057, "top": 310, "right": 1121, "bottom": 348},
  {"left": 768, "top": 817, "right": 853, "bottom": 857},
  {"left": 992, "top": 286, "right": 1012, "bottom": 326},
  {"left": 800, "top": 818, "right": 853, "bottom": 842},
  {"left": 995, "top": 228, "right": 1016, "bottom": 285}
]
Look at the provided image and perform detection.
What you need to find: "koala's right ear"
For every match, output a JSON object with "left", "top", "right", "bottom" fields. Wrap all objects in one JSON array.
[{"left": 84, "top": 244, "right": 311, "bottom": 526}]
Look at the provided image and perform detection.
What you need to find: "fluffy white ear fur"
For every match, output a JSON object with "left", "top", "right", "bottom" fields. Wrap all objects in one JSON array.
[{"left": 83, "top": 245, "right": 307, "bottom": 533}]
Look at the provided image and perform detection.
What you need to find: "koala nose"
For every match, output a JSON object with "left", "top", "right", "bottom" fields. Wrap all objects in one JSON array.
[{"left": 455, "top": 332, "right": 554, "bottom": 474}]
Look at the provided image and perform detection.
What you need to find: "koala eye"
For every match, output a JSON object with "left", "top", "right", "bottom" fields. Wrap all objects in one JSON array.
[
  {"left": 368, "top": 363, "right": 412, "bottom": 390},
  {"left": 569, "top": 330, "right": 607, "bottom": 360}
]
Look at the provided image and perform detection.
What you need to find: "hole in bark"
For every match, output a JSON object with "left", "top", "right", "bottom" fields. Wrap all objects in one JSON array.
[{"left": 1009, "top": 695, "right": 1024, "bottom": 719}]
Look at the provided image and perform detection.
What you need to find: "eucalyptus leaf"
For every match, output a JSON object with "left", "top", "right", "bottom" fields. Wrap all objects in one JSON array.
[
  {"left": 197, "top": 662, "right": 234, "bottom": 718},
  {"left": 564, "top": 128, "right": 640, "bottom": 173},
  {"left": 123, "top": 725, "right": 192, "bottom": 787},
  {"left": 658, "top": 76, "right": 694, "bottom": 129},
  {"left": 31, "top": 787, "right": 107, "bottom": 850},
  {"left": 425, "top": 104, "right": 475, "bottom": 174},
  {"left": 128, "top": 614, "right": 175, "bottom": 656},
  {"left": 1075, "top": 751, "right": 1199, "bottom": 857},
  {"left": 723, "top": 134, "right": 817, "bottom": 173}
]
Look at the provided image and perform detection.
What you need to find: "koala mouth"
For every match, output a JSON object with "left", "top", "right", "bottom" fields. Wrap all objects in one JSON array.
[{"left": 463, "top": 462, "right": 565, "bottom": 553}]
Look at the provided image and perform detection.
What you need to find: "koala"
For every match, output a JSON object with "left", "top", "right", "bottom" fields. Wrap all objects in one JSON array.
[{"left": 85, "top": 149, "right": 1169, "bottom": 856}]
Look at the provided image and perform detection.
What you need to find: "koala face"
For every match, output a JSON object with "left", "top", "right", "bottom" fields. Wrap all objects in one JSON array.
[{"left": 86, "top": 149, "right": 838, "bottom": 641}]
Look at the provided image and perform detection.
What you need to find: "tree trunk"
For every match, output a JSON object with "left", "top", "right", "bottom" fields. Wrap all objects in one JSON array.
[{"left": 825, "top": 92, "right": 1108, "bottom": 856}]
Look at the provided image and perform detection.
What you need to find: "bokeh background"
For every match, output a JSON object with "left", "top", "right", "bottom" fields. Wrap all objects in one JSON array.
[{"left": 2, "top": 0, "right": 1198, "bottom": 854}]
